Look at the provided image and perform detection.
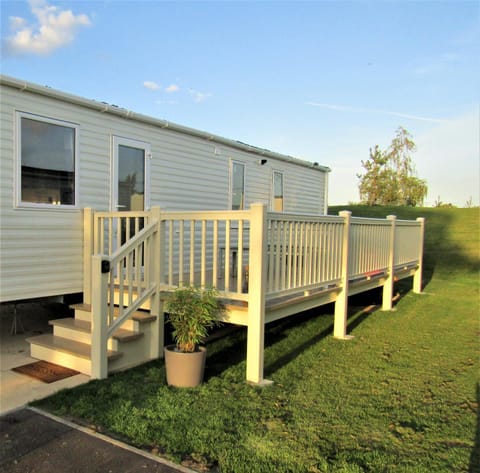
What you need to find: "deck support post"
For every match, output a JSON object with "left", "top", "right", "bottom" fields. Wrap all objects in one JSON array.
[
  {"left": 83, "top": 208, "right": 94, "bottom": 305},
  {"left": 149, "top": 207, "right": 164, "bottom": 359},
  {"left": 413, "top": 217, "right": 425, "bottom": 294},
  {"left": 91, "top": 255, "right": 109, "bottom": 379},
  {"left": 334, "top": 211, "right": 353, "bottom": 340},
  {"left": 246, "top": 203, "right": 271, "bottom": 385},
  {"left": 382, "top": 215, "right": 397, "bottom": 311}
]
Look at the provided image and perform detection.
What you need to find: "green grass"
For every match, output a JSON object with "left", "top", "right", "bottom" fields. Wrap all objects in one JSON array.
[{"left": 33, "top": 206, "right": 479, "bottom": 473}]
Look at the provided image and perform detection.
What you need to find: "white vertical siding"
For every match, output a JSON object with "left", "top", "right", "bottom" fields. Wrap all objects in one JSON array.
[{"left": 0, "top": 82, "right": 328, "bottom": 302}]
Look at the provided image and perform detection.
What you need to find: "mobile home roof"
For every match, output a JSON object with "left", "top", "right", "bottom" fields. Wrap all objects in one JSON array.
[{"left": 0, "top": 74, "right": 330, "bottom": 173}]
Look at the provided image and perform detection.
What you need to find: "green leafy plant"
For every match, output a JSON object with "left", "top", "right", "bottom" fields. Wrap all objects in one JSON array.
[{"left": 165, "top": 286, "right": 224, "bottom": 352}]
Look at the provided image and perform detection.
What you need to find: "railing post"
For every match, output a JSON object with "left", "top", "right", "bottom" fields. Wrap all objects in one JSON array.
[
  {"left": 83, "top": 208, "right": 94, "bottom": 305},
  {"left": 91, "top": 255, "right": 109, "bottom": 379},
  {"left": 413, "top": 217, "right": 425, "bottom": 293},
  {"left": 382, "top": 215, "right": 397, "bottom": 311},
  {"left": 149, "top": 207, "right": 164, "bottom": 359},
  {"left": 334, "top": 211, "right": 353, "bottom": 340},
  {"left": 246, "top": 203, "right": 271, "bottom": 385}
]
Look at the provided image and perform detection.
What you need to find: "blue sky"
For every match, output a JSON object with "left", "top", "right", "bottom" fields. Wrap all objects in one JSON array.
[{"left": 1, "top": 0, "right": 479, "bottom": 206}]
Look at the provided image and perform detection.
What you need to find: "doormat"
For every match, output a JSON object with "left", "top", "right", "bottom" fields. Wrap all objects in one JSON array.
[{"left": 12, "top": 361, "right": 80, "bottom": 383}]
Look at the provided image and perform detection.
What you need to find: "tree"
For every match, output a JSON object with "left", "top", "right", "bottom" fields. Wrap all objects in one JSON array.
[{"left": 357, "top": 127, "right": 428, "bottom": 206}]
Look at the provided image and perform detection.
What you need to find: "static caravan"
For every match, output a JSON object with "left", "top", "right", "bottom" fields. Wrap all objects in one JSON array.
[{"left": 0, "top": 75, "right": 330, "bottom": 304}]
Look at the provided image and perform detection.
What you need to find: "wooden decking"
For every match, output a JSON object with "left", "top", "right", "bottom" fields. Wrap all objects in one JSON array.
[{"left": 78, "top": 205, "right": 425, "bottom": 383}]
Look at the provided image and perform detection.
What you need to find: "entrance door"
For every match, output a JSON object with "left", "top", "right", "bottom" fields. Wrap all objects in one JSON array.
[
  {"left": 112, "top": 136, "right": 150, "bottom": 211},
  {"left": 111, "top": 136, "right": 150, "bottom": 258}
]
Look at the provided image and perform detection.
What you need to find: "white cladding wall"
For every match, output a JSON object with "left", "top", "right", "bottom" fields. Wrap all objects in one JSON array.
[{"left": 0, "top": 83, "right": 328, "bottom": 302}]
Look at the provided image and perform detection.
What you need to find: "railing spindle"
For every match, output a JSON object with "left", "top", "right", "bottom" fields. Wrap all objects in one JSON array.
[
  {"left": 225, "top": 220, "right": 231, "bottom": 291},
  {"left": 237, "top": 219, "right": 244, "bottom": 294},
  {"left": 201, "top": 220, "right": 206, "bottom": 287}
]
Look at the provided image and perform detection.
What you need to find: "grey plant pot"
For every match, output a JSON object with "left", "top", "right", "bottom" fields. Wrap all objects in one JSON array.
[{"left": 164, "top": 345, "right": 207, "bottom": 387}]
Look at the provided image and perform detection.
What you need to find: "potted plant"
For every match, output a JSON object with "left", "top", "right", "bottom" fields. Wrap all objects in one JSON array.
[{"left": 164, "top": 285, "right": 224, "bottom": 387}]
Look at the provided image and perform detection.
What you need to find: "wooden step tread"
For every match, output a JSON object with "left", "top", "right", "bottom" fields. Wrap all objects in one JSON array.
[
  {"left": 26, "top": 334, "right": 123, "bottom": 361},
  {"left": 49, "top": 317, "right": 90, "bottom": 332},
  {"left": 70, "top": 304, "right": 156, "bottom": 323},
  {"left": 49, "top": 318, "right": 144, "bottom": 342}
]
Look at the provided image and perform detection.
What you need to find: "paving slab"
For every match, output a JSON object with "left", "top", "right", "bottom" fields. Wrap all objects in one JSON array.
[{"left": 0, "top": 408, "right": 195, "bottom": 473}]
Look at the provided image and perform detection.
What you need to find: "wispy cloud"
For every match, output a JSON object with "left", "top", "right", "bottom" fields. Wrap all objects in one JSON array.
[
  {"left": 306, "top": 102, "right": 452, "bottom": 124},
  {"left": 143, "top": 80, "right": 161, "bottom": 91},
  {"left": 4, "top": 0, "right": 91, "bottom": 56},
  {"left": 189, "top": 88, "right": 212, "bottom": 103},
  {"left": 411, "top": 52, "right": 461, "bottom": 77},
  {"left": 144, "top": 81, "right": 210, "bottom": 104},
  {"left": 165, "top": 84, "right": 180, "bottom": 93}
]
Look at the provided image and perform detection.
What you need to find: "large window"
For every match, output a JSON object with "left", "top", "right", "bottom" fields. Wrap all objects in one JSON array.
[
  {"left": 231, "top": 161, "right": 245, "bottom": 210},
  {"left": 272, "top": 170, "right": 284, "bottom": 211},
  {"left": 18, "top": 113, "right": 77, "bottom": 207}
]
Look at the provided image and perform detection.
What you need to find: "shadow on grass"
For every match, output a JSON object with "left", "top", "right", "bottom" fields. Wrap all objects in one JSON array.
[
  {"left": 204, "top": 327, "right": 248, "bottom": 380},
  {"left": 205, "top": 289, "right": 396, "bottom": 381},
  {"left": 264, "top": 311, "right": 334, "bottom": 377},
  {"left": 263, "top": 300, "right": 380, "bottom": 378},
  {"left": 470, "top": 382, "right": 480, "bottom": 473}
]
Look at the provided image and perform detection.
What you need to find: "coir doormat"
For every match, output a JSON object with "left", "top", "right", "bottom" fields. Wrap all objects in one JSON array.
[{"left": 12, "top": 360, "right": 80, "bottom": 383}]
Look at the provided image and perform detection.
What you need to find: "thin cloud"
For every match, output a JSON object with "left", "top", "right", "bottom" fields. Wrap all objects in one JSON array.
[
  {"left": 143, "top": 80, "right": 161, "bottom": 91},
  {"left": 4, "top": 0, "right": 91, "bottom": 56},
  {"left": 165, "top": 84, "right": 180, "bottom": 93},
  {"left": 306, "top": 102, "right": 452, "bottom": 124},
  {"left": 189, "top": 89, "right": 212, "bottom": 103}
]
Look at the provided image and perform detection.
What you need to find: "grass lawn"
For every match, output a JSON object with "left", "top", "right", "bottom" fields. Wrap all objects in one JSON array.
[{"left": 33, "top": 206, "right": 479, "bottom": 473}]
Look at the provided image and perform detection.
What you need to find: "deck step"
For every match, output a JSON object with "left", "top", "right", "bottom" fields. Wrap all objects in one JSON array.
[
  {"left": 70, "top": 303, "right": 156, "bottom": 323},
  {"left": 27, "top": 334, "right": 123, "bottom": 375},
  {"left": 49, "top": 318, "right": 144, "bottom": 342},
  {"left": 27, "top": 334, "right": 123, "bottom": 361}
]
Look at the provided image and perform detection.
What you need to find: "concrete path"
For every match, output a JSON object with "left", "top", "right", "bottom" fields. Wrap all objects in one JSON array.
[{"left": 0, "top": 408, "right": 195, "bottom": 473}]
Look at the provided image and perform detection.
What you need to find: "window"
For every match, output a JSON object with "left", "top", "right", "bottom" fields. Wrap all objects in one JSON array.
[
  {"left": 18, "top": 113, "right": 77, "bottom": 207},
  {"left": 272, "top": 171, "right": 284, "bottom": 211},
  {"left": 231, "top": 161, "right": 245, "bottom": 210}
]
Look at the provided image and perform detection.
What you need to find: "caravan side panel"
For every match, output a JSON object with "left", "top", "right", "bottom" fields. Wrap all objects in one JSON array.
[
  {"left": 0, "top": 81, "right": 329, "bottom": 302},
  {"left": 0, "top": 86, "right": 84, "bottom": 301}
]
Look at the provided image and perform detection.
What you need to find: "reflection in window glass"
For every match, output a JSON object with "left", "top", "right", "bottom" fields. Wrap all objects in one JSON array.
[
  {"left": 232, "top": 162, "right": 245, "bottom": 210},
  {"left": 118, "top": 145, "right": 145, "bottom": 211},
  {"left": 20, "top": 117, "right": 75, "bottom": 205},
  {"left": 273, "top": 171, "right": 284, "bottom": 211}
]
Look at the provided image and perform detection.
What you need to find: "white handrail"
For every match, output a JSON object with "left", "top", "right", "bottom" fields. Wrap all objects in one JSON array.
[{"left": 91, "top": 218, "right": 159, "bottom": 379}]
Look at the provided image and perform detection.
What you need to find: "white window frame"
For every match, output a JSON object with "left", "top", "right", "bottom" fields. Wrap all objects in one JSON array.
[
  {"left": 229, "top": 160, "right": 246, "bottom": 210},
  {"left": 15, "top": 111, "right": 79, "bottom": 209},
  {"left": 271, "top": 170, "right": 285, "bottom": 212},
  {"left": 111, "top": 136, "right": 151, "bottom": 211}
]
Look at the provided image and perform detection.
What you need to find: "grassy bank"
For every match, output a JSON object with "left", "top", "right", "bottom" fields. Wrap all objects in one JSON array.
[{"left": 34, "top": 207, "right": 479, "bottom": 472}]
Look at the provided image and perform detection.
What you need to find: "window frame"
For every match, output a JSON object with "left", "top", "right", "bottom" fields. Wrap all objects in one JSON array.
[
  {"left": 229, "top": 160, "right": 246, "bottom": 210},
  {"left": 15, "top": 111, "right": 79, "bottom": 210},
  {"left": 271, "top": 170, "right": 285, "bottom": 212}
]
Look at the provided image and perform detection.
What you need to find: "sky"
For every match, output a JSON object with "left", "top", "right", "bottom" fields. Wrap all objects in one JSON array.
[{"left": 1, "top": 0, "right": 479, "bottom": 207}]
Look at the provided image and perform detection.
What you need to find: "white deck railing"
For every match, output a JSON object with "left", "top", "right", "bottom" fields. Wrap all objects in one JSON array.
[
  {"left": 85, "top": 206, "right": 424, "bottom": 303},
  {"left": 84, "top": 205, "right": 425, "bottom": 381},
  {"left": 159, "top": 210, "right": 251, "bottom": 301},
  {"left": 266, "top": 214, "right": 344, "bottom": 297},
  {"left": 348, "top": 217, "right": 392, "bottom": 280},
  {"left": 93, "top": 210, "right": 150, "bottom": 255}
]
